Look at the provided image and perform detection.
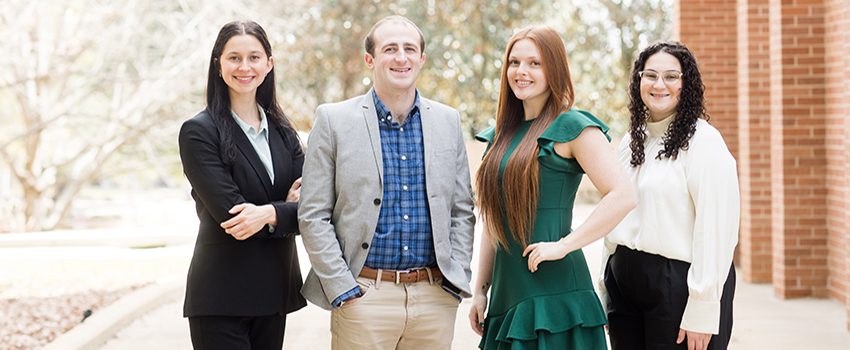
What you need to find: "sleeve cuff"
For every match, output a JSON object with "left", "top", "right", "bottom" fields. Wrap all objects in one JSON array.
[
  {"left": 441, "top": 286, "right": 462, "bottom": 302},
  {"left": 680, "top": 296, "right": 720, "bottom": 334},
  {"left": 331, "top": 286, "right": 362, "bottom": 308}
]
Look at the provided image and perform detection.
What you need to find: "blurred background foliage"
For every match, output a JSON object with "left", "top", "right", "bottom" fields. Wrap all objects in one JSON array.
[{"left": 0, "top": 0, "right": 671, "bottom": 232}]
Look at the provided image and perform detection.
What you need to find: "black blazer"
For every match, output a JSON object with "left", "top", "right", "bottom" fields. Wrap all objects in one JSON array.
[{"left": 178, "top": 109, "right": 307, "bottom": 317}]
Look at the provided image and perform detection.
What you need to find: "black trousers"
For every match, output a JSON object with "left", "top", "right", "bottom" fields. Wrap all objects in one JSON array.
[
  {"left": 604, "top": 245, "right": 735, "bottom": 350},
  {"left": 188, "top": 313, "right": 287, "bottom": 350}
]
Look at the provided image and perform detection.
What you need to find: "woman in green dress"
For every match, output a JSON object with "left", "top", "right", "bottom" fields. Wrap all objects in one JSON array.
[{"left": 468, "top": 25, "right": 636, "bottom": 350}]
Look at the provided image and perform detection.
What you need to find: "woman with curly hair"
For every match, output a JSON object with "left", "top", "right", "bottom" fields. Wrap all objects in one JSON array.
[
  {"left": 468, "top": 25, "right": 635, "bottom": 350},
  {"left": 600, "top": 41, "right": 739, "bottom": 350}
]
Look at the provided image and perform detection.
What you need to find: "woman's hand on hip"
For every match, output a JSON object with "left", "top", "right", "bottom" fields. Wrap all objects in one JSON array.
[
  {"left": 220, "top": 203, "right": 276, "bottom": 240},
  {"left": 522, "top": 240, "right": 571, "bottom": 273}
]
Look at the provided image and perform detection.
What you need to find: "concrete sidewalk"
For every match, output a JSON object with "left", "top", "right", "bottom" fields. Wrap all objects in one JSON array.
[
  {"left": 27, "top": 204, "right": 850, "bottom": 349},
  {"left": 92, "top": 241, "right": 850, "bottom": 350}
]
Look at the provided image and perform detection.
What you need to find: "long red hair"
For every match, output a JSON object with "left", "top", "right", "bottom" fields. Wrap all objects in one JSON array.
[{"left": 475, "top": 25, "right": 575, "bottom": 251}]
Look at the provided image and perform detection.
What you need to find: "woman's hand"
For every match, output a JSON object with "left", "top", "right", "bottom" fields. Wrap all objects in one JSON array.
[
  {"left": 468, "top": 294, "right": 488, "bottom": 336},
  {"left": 522, "top": 240, "right": 571, "bottom": 273},
  {"left": 220, "top": 203, "right": 275, "bottom": 240},
  {"left": 286, "top": 177, "right": 302, "bottom": 202},
  {"left": 677, "top": 328, "right": 712, "bottom": 350}
]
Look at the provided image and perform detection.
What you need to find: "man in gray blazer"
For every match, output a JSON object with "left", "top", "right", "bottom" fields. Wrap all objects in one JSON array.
[{"left": 298, "top": 15, "right": 475, "bottom": 350}]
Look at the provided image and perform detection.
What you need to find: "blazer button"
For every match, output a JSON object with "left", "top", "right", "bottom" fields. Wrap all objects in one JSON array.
[
  {"left": 373, "top": 198, "right": 381, "bottom": 205},
  {"left": 361, "top": 243, "right": 369, "bottom": 249}
]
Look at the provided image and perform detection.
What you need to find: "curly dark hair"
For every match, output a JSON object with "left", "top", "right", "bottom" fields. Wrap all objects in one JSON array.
[{"left": 626, "top": 41, "right": 709, "bottom": 167}]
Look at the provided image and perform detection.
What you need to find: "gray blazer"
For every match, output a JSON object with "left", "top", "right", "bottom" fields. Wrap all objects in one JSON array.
[{"left": 298, "top": 89, "right": 476, "bottom": 310}]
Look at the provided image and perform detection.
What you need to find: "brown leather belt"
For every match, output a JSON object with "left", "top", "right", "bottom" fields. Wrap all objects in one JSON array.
[{"left": 358, "top": 266, "right": 442, "bottom": 284}]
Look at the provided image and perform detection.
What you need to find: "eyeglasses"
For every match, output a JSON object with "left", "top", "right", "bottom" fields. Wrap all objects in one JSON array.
[{"left": 639, "top": 70, "right": 683, "bottom": 85}]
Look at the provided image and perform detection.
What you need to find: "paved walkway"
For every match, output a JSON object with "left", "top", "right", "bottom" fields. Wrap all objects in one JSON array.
[
  {"left": 95, "top": 241, "right": 850, "bottom": 350},
  {"left": 7, "top": 204, "right": 847, "bottom": 349}
]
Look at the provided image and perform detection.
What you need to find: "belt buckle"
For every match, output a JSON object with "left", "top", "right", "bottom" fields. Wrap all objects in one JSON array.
[{"left": 395, "top": 269, "right": 410, "bottom": 284}]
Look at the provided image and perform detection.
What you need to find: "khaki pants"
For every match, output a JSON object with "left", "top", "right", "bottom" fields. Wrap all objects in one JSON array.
[{"left": 330, "top": 275, "right": 459, "bottom": 350}]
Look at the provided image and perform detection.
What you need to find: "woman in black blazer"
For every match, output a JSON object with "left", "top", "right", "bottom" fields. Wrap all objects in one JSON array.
[{"left": 178, "top": 20, "right": 306, "bottom": 349}]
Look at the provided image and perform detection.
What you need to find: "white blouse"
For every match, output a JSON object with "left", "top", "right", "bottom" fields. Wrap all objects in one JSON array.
[{"left": 599, "top": 115, "right": 740, "bottom": 335}]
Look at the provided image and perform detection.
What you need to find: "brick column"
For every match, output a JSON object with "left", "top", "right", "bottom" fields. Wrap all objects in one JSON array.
[
  {"left": 768, "top": 0, "right": 829, "bottom": 299},
  {"left": 736, "top": 0, "right": 772, "bottom": 283},
  {"left": 675, "top": 0, "right": 739, "bottom": 160},
  {"left": 842, "top": 0, "right": 849, "bottom": 331},
  {"left": 824, "top": 0, "right": 850, "bottom": 330},
  {"left": 825, "top": 0, "right": 849, "bottom": 304}
]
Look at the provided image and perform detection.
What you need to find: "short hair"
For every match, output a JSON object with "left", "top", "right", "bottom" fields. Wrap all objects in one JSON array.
[{"left": 363, "top": 16, "right": 425, "bottom": 57}]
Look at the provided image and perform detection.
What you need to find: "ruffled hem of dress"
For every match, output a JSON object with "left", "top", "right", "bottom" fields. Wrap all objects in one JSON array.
[{"left": 478, "top": 290, "right": 607, "bottom": 350}]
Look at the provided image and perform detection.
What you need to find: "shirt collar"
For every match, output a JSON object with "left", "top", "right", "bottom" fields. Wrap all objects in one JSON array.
[
  {"left": 230, "top": 104, "right": 269, "bottom": 136},
  {"left": 372, "top": 89, "right": 420, "bottom": 124},
  {"left": 646, "top": 113, "right": 675, "bottom": 138}
]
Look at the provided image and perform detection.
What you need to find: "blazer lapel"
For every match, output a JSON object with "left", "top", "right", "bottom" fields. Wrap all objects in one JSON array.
[
  {"left": 232, "top": 122, "right": 274, "bottom": 199},
  {"left": 268, "top": 125, "right": 288, "bottom": 195},
  {"left": 361, "top": 90, "right": 384, "bottom": 181}
]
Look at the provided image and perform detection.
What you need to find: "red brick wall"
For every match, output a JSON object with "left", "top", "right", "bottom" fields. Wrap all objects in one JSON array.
[
  {"left": 736, "top": 0, "right": 772, "bottom": 283},
  {"left": 679, "top": 0, "right": 850, "bottom": 331},
  {"left": 674, "top": 0, "right": 739, "bottom": 160},
  {"left": 768, "top": 0, "right": 828, "bottom": 299}
]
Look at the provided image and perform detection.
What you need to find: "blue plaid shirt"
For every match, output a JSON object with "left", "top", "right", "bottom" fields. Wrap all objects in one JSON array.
[
  {"left": 366, "top": 89, "right": 435, "bottom": 270},
  {"left": 332, "top": 90, "right": 436, "bottom": 308}
]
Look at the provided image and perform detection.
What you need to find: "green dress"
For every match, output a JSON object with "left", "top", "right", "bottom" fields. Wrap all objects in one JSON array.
[{"left": 475, "top": 109, "right": 609, "bottom": 350}]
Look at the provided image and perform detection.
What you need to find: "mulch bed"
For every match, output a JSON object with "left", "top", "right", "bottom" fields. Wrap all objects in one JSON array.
[
  {"left": 0, "top": 251, "right": 189, "bottom": 350},
  {"left": 0, "top": 285, "right": 144, "bottom": 350}
]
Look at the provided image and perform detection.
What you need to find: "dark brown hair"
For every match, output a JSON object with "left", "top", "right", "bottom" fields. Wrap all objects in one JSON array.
[
  {"left": 206, "top": 20, "right": 295, "bottom": 164},
  {"left": 627, "top": 41, "right": 708, "bottom": 167},
  {"left": 363, "top": 15, "right": 425, "bottom": 57}
]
